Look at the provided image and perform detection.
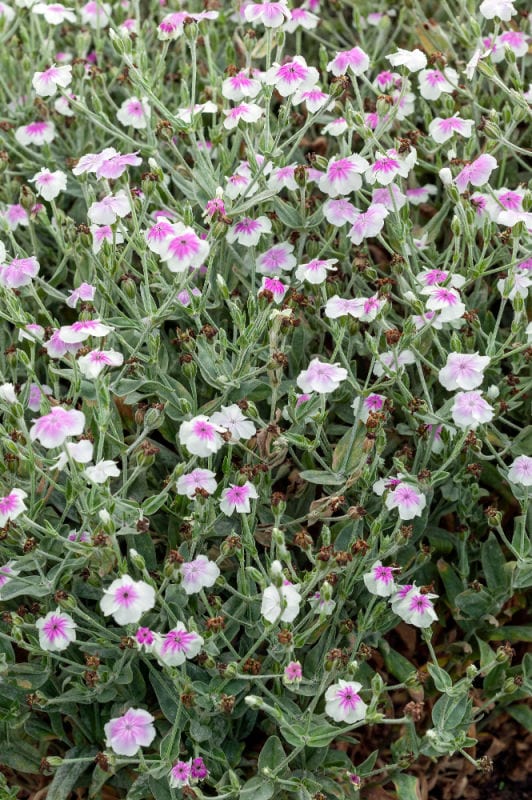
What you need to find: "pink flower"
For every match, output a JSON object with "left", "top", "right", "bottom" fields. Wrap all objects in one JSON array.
[
  {"left": 145, "top": 220, "right": 175, "bottom": 253},
  {"left": 0, "top": 257, "right": 40, "bottom": 288},
  {"left": 116, "top": 96, "right": 150, "bottom": 129},
  {"left": 348, "top": 204, "right": 389, "bottom": 245},
  {"left": 176, "top": 468, "right": 217, "bottom": 498},
  {"left": 451, "top": 391, "right": 493, "bottom": 429},
  {"left": 283, "top": 7, "right": 319, "bottom": 32},
  {"left": 244, "top": 1, "right": 290, "bottom": 28},
  {"left": 386, "top": 48, "right": 427, "bottom": 72},
  {"left": 32, "top": 3, "right": 77, "bottom": 25},
  {"left": 507, "top": 455, "right": 532, "bottom": 487},
  {"left": 15, "top": 120, "right": 56, "bottom": 146},
  {"left": 479, "top": 0, "right": 516, "bottom": 20},
  {"left": 428, "top": 115, "right": 474, "bottom": 144},
  {"left": 77, "top": 349, "right": 123, "bottom": 379},
  {"left": 43, "top": 330, "right": 84, "bottom": 358},
  {"left": 425, "top": 287, "right": 466, "bottom": 323},
  {"left": 158, "top": 224, "right": 210, "bottom": 273},
  {"left": 135, "top": 627, "right": 155, "bottom": 650},
  {"left": 32, "top": 63, "right": 72, "bottom": 97},
  {"left": 153, "top": 622, "right": 204, "bottom": 666},
  {"left": 438, "top": 352, "right": 490, "bottom": 391},
  {"left": 406, "top": 185, "right": 437, "bottom": 205},
  {"left": 29, "top": 168, "right": 67, "bottom": 200},
  {"left": 179, "top": 415, "right": 226, "bottom": 457},
  {"left": 292, "top": 86, "right": 332, "bottom": 113},
  {"left": 96, "top": 151, "right": 142, "bottom": 179},
  {"left": 374, "top": 349, "right": 415, "bottom": 376},
  {"left": 418, "top": 67, "right": 458, "bottom": 100},
  {"left": 319, "top": 155, "right": 369, "bottom": 197},
  {"left": 365, "top": 149, "right": 416, "bottom": 186},
  {"left": 226, "top": 216, "right": 272, "bottom": 246},
  {"left": 385, "top": 483, "right": 426, "bottom": 520},
  {"left": 59, "top": 319, "right": 114, "bottom": 343},
  {"left": 325, "top": 680, "right": 367, "bottom": 723},
  {"left": 180, "top": 555, "right": 220, "bottom": 595},
  {"left": 104, "top": 708, "right": 156, "bottom": 757},
  {"left": 0, "top": 562, "right": 19, "bottom": 593},
  {"left": 100, "top": 575, "right": 156, "bottom": 625},
  {"left": 80, "top": 0, "right": 111, "bottom": 28},
  {"left": 223, "top": 102, "right": 264, "bottom": 130},
  {"left": 4, "top": 204, "right": 28, "bottom": 229},
  {"left": 352, "top": 393, "right": 387, "bottom": 422},
  {"left": 284, "top": 660, "right": 303, "bottom": 684},
  {"left": 297, "top": 358, "right": 347, "bottom": 394},
  {"left": 295, "top": 258, "right": 337, "bottom": 285},
  {"left": 263, "top": 56, "right": 319, "bottom": 97},
  {"left": 492, "top": 31, "right": 529, "bottom": 62},
  {"left": 30, "top": 407, "right": 85, "bottom": 448},
  {"left": 219, "top": 481, "right": 259, "bottom": 515},
  {"left": 66, "top": 282, "right": 96, "bottom": 308},
  {"left": 455, "top": 154, "right": 497, "bottom": 193},
  {"left": 363, "top": 561, "right": 398, "bottom": 596},
  {"left": 36, "top": 609, "right": 77, "bottom": 651},
  {"left": 72, "top": 147, "right": 117, "bottom": 176},
  {"left": 327, "top": 47, "right": 370, "bottom": 77},
  {"left": 323, "top": 198, "right": 359, "bottom": 226},
  {"left": 222, "top": 71, "right": 262, "bottom": 101},
  {"left": 88, "top": 191, "right": 131, "bottom": 225},
  {"left": 191, "top": 757, "right": 208, "bottom": 781},
  {"left": 322, "top": 117, "right": 349, "bottom": 136},
  {"left": 268, "top": 164, "right": 298, "bottom": 192},
  {"left": 257, "top": 243, "right": 296, "bottom": 275},
  {"left": 169, "top": 760, "right": 192, "bottom": 789},
  {"left": 372, "top": 185, "right": 407, "bottom": 210},
  {"left": 0, "top": 488, "right": 27, "bottom": 527},
  {"left": 394, "top": 589, "right": 438, "bottom": 627}
]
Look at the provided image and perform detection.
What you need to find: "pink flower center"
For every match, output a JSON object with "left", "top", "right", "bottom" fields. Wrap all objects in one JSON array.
[
  {"left": 277, "top": 62, "right": 307, "bottom": 83},
  {"left": 191, "top": 420, "right": 215, "bottom": 440},
  {"left": 43, "top": 615, "right": 68, "bottom": 642},
  {"left": 115, "top": 584, "right": 139, "bottom": 606}
]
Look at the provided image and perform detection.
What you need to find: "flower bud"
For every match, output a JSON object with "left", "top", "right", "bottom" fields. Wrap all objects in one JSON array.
[{"left": 244, "top": 695, "right": 264, "bottom": 709}]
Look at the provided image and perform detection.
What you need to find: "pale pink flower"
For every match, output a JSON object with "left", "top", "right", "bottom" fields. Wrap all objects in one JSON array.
[
  {"left": 59, "top": 319, "right": 113, "bottom": 343},
  {"left": 373, "top": 349, "right": 415, "bottom": 376},
  {"left": 492, "top": 31, "right": 529, "bottom": 62},
  {"left": 429, "top": 115, "right": 474, "bottom": 144},
  {"left": 497, "top": 270, "right": 531, "bottom": 301},
  {"left": 104, "top": 709, "right": 156, "bottom": 757},
  {"left": 363, "top": 561, "right": 398, "bottom": 596},
  {"left": 54, "top": 94, "right": 76, "bottom": 116},
  {"left": 91, "top": 225, "right": 125, "bottom": 254},
  {"left": 30, "top": 168, "right": 67, "bottom": 200},
  {"left": 283, "top": 660, "right": 303, "bottom": 684},
  {"left": 385, "top": 48, "right": 427, "bottom": 72},
  {"left": 348, "top": 204, "right": 389, "bottom": 245},
  {"left": 385, "top": 483, "right": 426, "bottom": 520},
  {"left": 455, "top": 154, "right": 497, "bottom": 193},
  {"left": 226, "top": 216, "right": 272, "bottom": 246},
  {"left": 319, "top": 155, "right": 369, "bottom": 197},
  {"left": 406, "top": 185, "right": 438, "bottom": 205},
  {"left": 257, "top": 243, "right": 296, "bottom": 275},
  {"left": 486, "top": 188, "right": 527, "bottom": 227},
  {"left": 144, "top": 220, "right": 174, "bottom": 254},
  {"left": 88, "top": 191, "right": 131, "bottom": 225},
  {"left": 394, "top": 588, "right": 438, "bottom": 627},
  {"left": 30, "top": 407, "right": 85, "bottom": 448},
  {"left": 180, "top": 556, "right": 220, "bottom": 595},
  {"left": 211, "top": 404, "right": 256, "bottom": 442},
  {"left": 244, "top": 0, "right": 290, "bottom": 27},
  {"left": 66, "top": 282, "right": 96, "bottom": 308},
  {"left": 223, "top": 102, "right": 264, "bottom": 130},
  {"left": 117, "top": 96, "right": 150, "bottom": 129},
  {"left": 159, "top": 224, "right": 209, "bottom": 272},
  {"left": 0, "top": 257, "right": 39, "bottom": 288},
  {"left": 43, "top": 330, "right": 83, "bottom": 358},
  {"left": 4, "top": 204, "right": 29, "bottom": 229},
  {"left": 222, "top": 71, "right": 262, "bottom": 101},
  {"left": 72, "top": 147, "right": 117, "bottom": 176},
  {"left": 371, "top": 185, "right": 407, "bottom": 211},
  {"left": 283, "top": 6, "right": 319, "bottom": 31},
  {"left": 84, "top": 460, "right": 120, "bottom": 484},
  {"left": 153, "top": 622, "right": 204, "bottom": 666},
  {"left": 352, "top": 393, "right": 387, "bottom": 422},
  {"left": 80, "top": 0, "right": 111, "bottom": 28},
  {"left": 100, "top": 575, "right": 156, "bottom": 625},
  {"left": 321, "top": 117, "right": 349, "bottom": 136},
  {"left": 169, "top": 760, "right": 192, "bottom": 789},
  {"left": 176, "top": 468, "right": 217, "bottom": 498},
  {"left": 425, "top": 287, "right": 466, "bottom": 322},
  {"left": 32, "top": 3, "right": 77, "bottom": 24},
  {"left": 32, "top": 63, "right": 71, "bottom": 97},
  {"left": 325, "top": 680, "right": 367, "bottom": 724},
  {"left": 417, "top": 268, "right": 464, "bottom": 293},
  {"left": 365, "top": 148, "right": 416, "bottom": 186},
  {"left": 292, "top": 86, "right": 332, "bottom": 113},
  {"left": 327, "top": 47, "right": 370, "bottom": 77},
  {"left": 267, "top": 164, "right": 298, "bottom": 192},
  {"left": 15, "top": 120, "right": 56, "bottom": 146},
  {"left": 0, "top": 562, "right": 19, "bottom": 594},
  {"left": 179, "top": 415, "right": 226, "bottom": 457},
  {"left": 418, "top": 67, "right": 458, "bottom": 100},
  {"left": 507, "top": 455, "right": 532, "bottom": 487},
  {"left": 326, "top": 294, "right": 384, "bottom": 322},
  {"left": 53, "top": 439, "right": 94, "bottom": 471},
  {"left": 297, "top": 358, "right": 347, "bottom": 394},
  {"left": 263, "top": 56, "right": 319, "bottom": 97},
  {"left": 96, "top": 151, "right": 142, "bottom": 179},
  {"left": 323, "top": 198, "right": 359, "bottom": 226},
  {"left": 451, "top": 391, "right": 493, "bottom": 429},
  {"left": 479, "top": 0, "right": 516, "bottom": 20},
  {"left": 438, "top": 352, "right": 490, "bottom": 391},
  {"left": 0, "top": 489, "right": 27, "bottom": 527},
  {"left": 220, "top": 481, "right": 259, "bottom": 515},
  {"left": 36, "top": 609, "right": 77, "bottom": 651},
  {"left": 295, "top": 257, "right": 337, "bottom": 285}
]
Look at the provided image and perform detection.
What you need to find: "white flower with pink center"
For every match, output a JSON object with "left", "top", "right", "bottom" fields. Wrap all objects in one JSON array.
[
  {"left": 96, "top": 151, "right": 142, "bottom": 180},
  {"left": 0, "top": 2, "right": 15, "bottom": 21},
  {"left": 261, "top": 575, "right": 301, "bottom": 623},
  {"left": 418, "top": 67, "right": 458, "bottom": 100},
  {"left": 297, "top": 358, "right": 347, "bottom": 394},
  {"left": 211, "top": 404, "right": 256, "bottom": 442},
  {"left": 220, "top": 481, "right": 259, "bottom": 515},
  {"left": 451, "top": 391, "right": 494, "bottom": 429},
  {"left": 365, "top": 149, "right": 416, "bottom": 186},
  {"left": 84, "top": 460, "right": 120, "bottom": 484},
  {"left": 438, "top": 352, "right": 490, "bottom": 391},
  {"left": 263, "top": 56, "right": 319, "bottom": 97},
  {"left": 323, "top": 198, "right": 360, "bottom": 226},
  {"left": 325, "top": 294, "right": 385, "bottom": 322},
  {"left": 179, "top": 415, "right": 226, "bottom": 457},
  {"left": 283, "top": 660, "right": 303, "bottom": 684},
  {"left": 159, "top": 224, "right": 209, "bottom": 273},
  {"left": 455, "top": 154, "right": 497, "bottom": 193},
  {"left": 222, "top": 71, "right": 262, "bottom": 101},
  {"left": 371, "top": 185, "right": 407, "bottom": 211},
  {"left": 104, "top": 708, "right": 156, "bottom": 757},
  {"left": 352, "top": 393, "right": 387, "bottom": 423},
  {"left": 36, "top": 608, "right": 77, "bottom": 651},
  {"left": 180, "top": 555, "right": 220, "bottom": 595},
  {"left": 59, "top": 319, "right": 114, "bottom": 343},
  {"left": 363, "top": 561, "right": 398, "bottom": 596},
  {"left": 325, "top": 680, "right": 367, "bottom": 724},
  {"left": 428, "top": 115, "right": 474, "bottom": 144},
  {"left": 394, "top": 589, "right": 438, "bottom": 627},
  {"left": 223, "top": 102, "right": 264, "bottom": 130},
  {"left": 225, "top": 171, "right": 252, "bottom": 199},
  {"left": 406, "top": 185, "right": 438, "bottom": 205},
  {"left": 244, "top": 0, "right": 290, "bottom": 27},
  {"left": 117, "top": 96, "right": 150, "bottom": 129},
  {"left": 327, "top": 46, "right": 370, "bottom": 77},
  {"left": 0, "top": 488, "right": 27, "bottom": 527},
  {"left": 88, "top": 190, "right": 131, "bottom": 225},
  {"left": 176, "top": 468, "right": 217, "bottom": 498},
  {"left": 226, "top": 216, "right": 272, "bottom": 246},
  {"left": 319, "top": 155, "right": 369, "bottom": 197},
  {"left": 497, "top": 270, "right": 531, "bottom": 302},
  {"left": 0, "top": 383, "right": 16, "bottom": 403},
  {"left": 0, "top": 562, "right": 19, "bottom": 594},
  {"left": 53, "top": 439, "right": 93, "bottom": 471},
  {"left": 486, "top": 188, "right": 527, "bottom": 227},
  {"left": 373, "top": 349, "right": 415, "bottom": 376},
  {"left": 66, "top": 282, "right": 96, "bottom": 308},
  {"left": 292, "top": 86, "right": 332, "bottom": 113},
  {"left": 100, "top": 575, "right": 156, "bottom": 625},
  {"left": 385, "top": 483, "right": 427, "bottom": 520},
  {"left": 4, "top": 204, "right": 28, "bottom": 229},
  {"left": 32, "top": 3, "right": 77, "bottom": 24},
  {"left": 32, "top": 63, "right": 72, "bottom": 97},
  {"left": 322, "top": 117, "right": 349, "bottom": 136},
  {"left": 479, "top": 0, "right": 516, "bottom": 20},
  {"left": 295, "top": 257, "right": 337, "bottom": 285},
  {"left": 492, "top": 31, "right": 529, "bottom": 62},
  {"left": 30, "top": 407, "right": 85, "bottom": 448},
  {"left": 43, "top": 329, "right": 82, "bottom": 358},
  {"left": 425, "top": 287, "right": 466, "bottom": 323},
  {"left": 30, "top": 168, "right": 67, "bottom": 201},
  {"left": 385, "top": 48, "right": 427, "bottom": 72},
  {"left": 169, "top": 760, "right": 192, "bottom": 789},
  {"left": 54, "top": 93, "right": 76, "bottom": 116},
  {"left": 80, "top": 0, "right": 110, "bottom": 28},
  {"left": 144, "top": 220, "right": 175, "bottom": 254},
  {"left": 417, "top": 268, "right": 464, "bottom": 293},
  {"left": 0, "top": 257, "right": 40, "bottom": 288},
  {"left": 153, "top": 622, "right": 204, "bottom": 666},
  {"left": 348, "top": 204, "right": 389, "bottom": 245},
  {"left": 91, "top": 225, "right": 125, "bottom": 254},
  {"left": 257, "top": 243, "right": 296, "bottom": 275},
  {"left": 283, "top": 6, "right": 319, "bottom": 31},
  {"left": 507, "top": 455, "right": 532, "bottom": 487},
  {"left": 374, "top": 70, "right": 401, "bottom": 92},
  {"left": 15, "top": 120, "right": 56, "bottom": 146},
  {"left": 72, "top": 147, "right": 117, "bottom": 176}
]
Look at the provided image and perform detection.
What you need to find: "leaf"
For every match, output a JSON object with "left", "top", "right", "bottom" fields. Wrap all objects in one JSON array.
[
  {"left": 149, "top": 669, "right": 180, "bottom": 722},
  {"left": 507, "top": 704, "right": 532, "bottom": 732},
  {"left": 298, "top": 470, "right": 344, "bottom": 486},
  {"left": 240, "top": 776, "right": 275, "bottom": 800},
  {"left": 481, "top": 533, "right": 509, "bottom": 595},
  {"left": 428, "top": 663, "right": 453, "bottom": 692},
  {"left": 380, "top": 642, "right": 416, "bottom": 683},
  {"left": 331, "top": 425, "right": 366, "bottom": 474},
  {"left": 280, "top": 721, "right": 342, "bottom": 749},
  {"left": 488, "top": 626, "right": 532, "bottom": 642},
  {"left": 432, "top": 690, "right": 470, "bottom": 732},
  {"left": 258, "top": 735, "right": 286, "bottom": 772},
  {"left": 46, "top": 746, "right": 98, "bottom": 800},
  {"left": 0, "top": 741, "right": 42, "bottom": 773},
  {"left": 393, "top": 773, "right": 421, "bottom": 800}
]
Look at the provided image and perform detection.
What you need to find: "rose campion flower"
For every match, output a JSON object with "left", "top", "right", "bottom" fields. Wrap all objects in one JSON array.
[
  {"left": 88, "top": 191, "right": 131, "bottom": 225},
  {"left": 96, "top": 151, "right": 142, "bottom": 179},
  {"left": 393, "top": 588, "right": 439, "bottom": 627},
  {"left": 30, "top": 407, "right": 85, "bottom": 448},
  {"left": 36, "top": 609, "right": 77, "bottom": 651},
  {"left": 325, "top": 680, "right": 367, "bottom": 724},
  {"left": 210, "top": 404, "right": 256, "bottom": 442},
  {"left": 451, "top": 391, "right": 494, "bottom": 429},
  {"left": 323, "top": 198, "right": 359, "bottom": 226},
  {"left": 385, "top": 48, "right": 427, "bottom": 72},
  {"left": 455, "top": 154, "right": 498, "bottom": 193},
  {"left": 159, "top": 225, "right": 210, "bottom": 272},
  {"left": 100, "top": 576, "right": 156, "bottom": 625},
  {"left": 66, "top": 282, "right": 96, "bottom": 308},
  {"left": 385, "top": 483, "right": 427, "bottom": 520},
  {"left": 374, "top": 349, "right": 416, "bottom": 376},
  {"left": 438, "top": 352, "right": 490, "bottom": 391},
  {"left": 297, "top": 358, "right": 347, "bottom": 394},
  {"left": 179, "top": 415, "right": 226, "bottom": 457},
  {"left": 479, "top": 0, "right": 516, "bottom": 20},
  {"left": 352, "top": 393, "right": 387, "bottom": 422},
  {"left": 507, "top": 455, "right": 532, "bottom": 487},
  {"left": 223, "top": 102, "right": 264, "bottom": 130},
  {"left": 84, "top": 460, "right": 120, "bottom": 484},
  {"left": 257, "top": 243, "right": 297, "bottom": 275},
  {"left": 348, "top": 204, "right": 389, "bottom": 245},
  {"left": 15, "top": 120, "right": 56, "bottom": 146},
  {"left": 0, "top": 382, "right": 16, "bottom": 403},
  {"left": 327, "top": 47, "right": 370, "bottom": 77},
  {"left": 176, "top": 468, "right": 217, "bottom": 498},
  {"left": 169, "top": 760, "right": 192, "bottom": 789},
  {"left": 292, "top": 86, "right": 332, "bottom": 113},
  {"left": 418, "top": 67, "right": 458, "bottom": 100},
  {"left": 135, "top": 627, "right": 155, "bottom": 651},
  {"left": 0, "top": 2, "right": 15, "bottom": 22},
  {"left": 226, "top": 216, "right": 272, "bottom": 246},
  {"left": 0, "top": 257, "right": 40, "bottom": 288},
  {"left": 295, "top": 258, "right": 338, "bottom": 285},
  {"left": 53, "top": 439, "right": 93, "bottom": 471},
  {"left": 80, "top": 0, "right": 111, "bottom": 28},
  {"left": 363, "top": 561, "right": 398, "bottom": 596},
  {"left": 365, "top": 149, "right": 416, "bottom": 186},
  {"left": 104, "top": 708, "right": 156, "bottom": 757},
  {"left": 153, "top": 622, "right": 204, "bottom": 666},
  {"left": 283, "top": 660, "right": 303, "bottom": 684},
  {"left": 77, "top": 349, "right": 124, "bottom": 379},
  {"left": 72, "top": 147, "right": 117, "bottom": 176},
  {"left": 319, "top": 155, "right": 369, "bottom": 197},
  {"left": 284, "top": 6, "right": 319, "bottom": 32},
  {"left": 30, "top": 168, "right": 67, "bottom": 200},
  {"left": 261, "top": 576, "right": 302, "bottom": 624},
  {"left": 0, "top": 562, "right": 19, "bottom": 595},
  {"left": 32, "top": 63, "right": 72, "bottom": 97},
  {"left": 91, "top": 225, "right": 125, "bottom": 254},
  {"left": 263, "top": 56, "right": 319, "bottom": 97},
  {"left": 244, "top": 0, "right": 290, "bottom": 27},
  {"left": 0, "top": 488, "right": 27, "bottom": 527},
  {"left": 425, "top": 287, "right": 466, "bottom": 323},
  {"left": 222, "top": 70, "right": 262, "bottom": 101},
  {"left": 428, "top": 116, "right": 474, "bottom": 144},
  {"left": 180, "top": 555, "right": 220, "bottom": 595},
  {"left": 32, "top": 3, "right": 77, "bottom": 24},
  {"left": 219, "top": 481, "right": 259, "bottom": 515}
]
